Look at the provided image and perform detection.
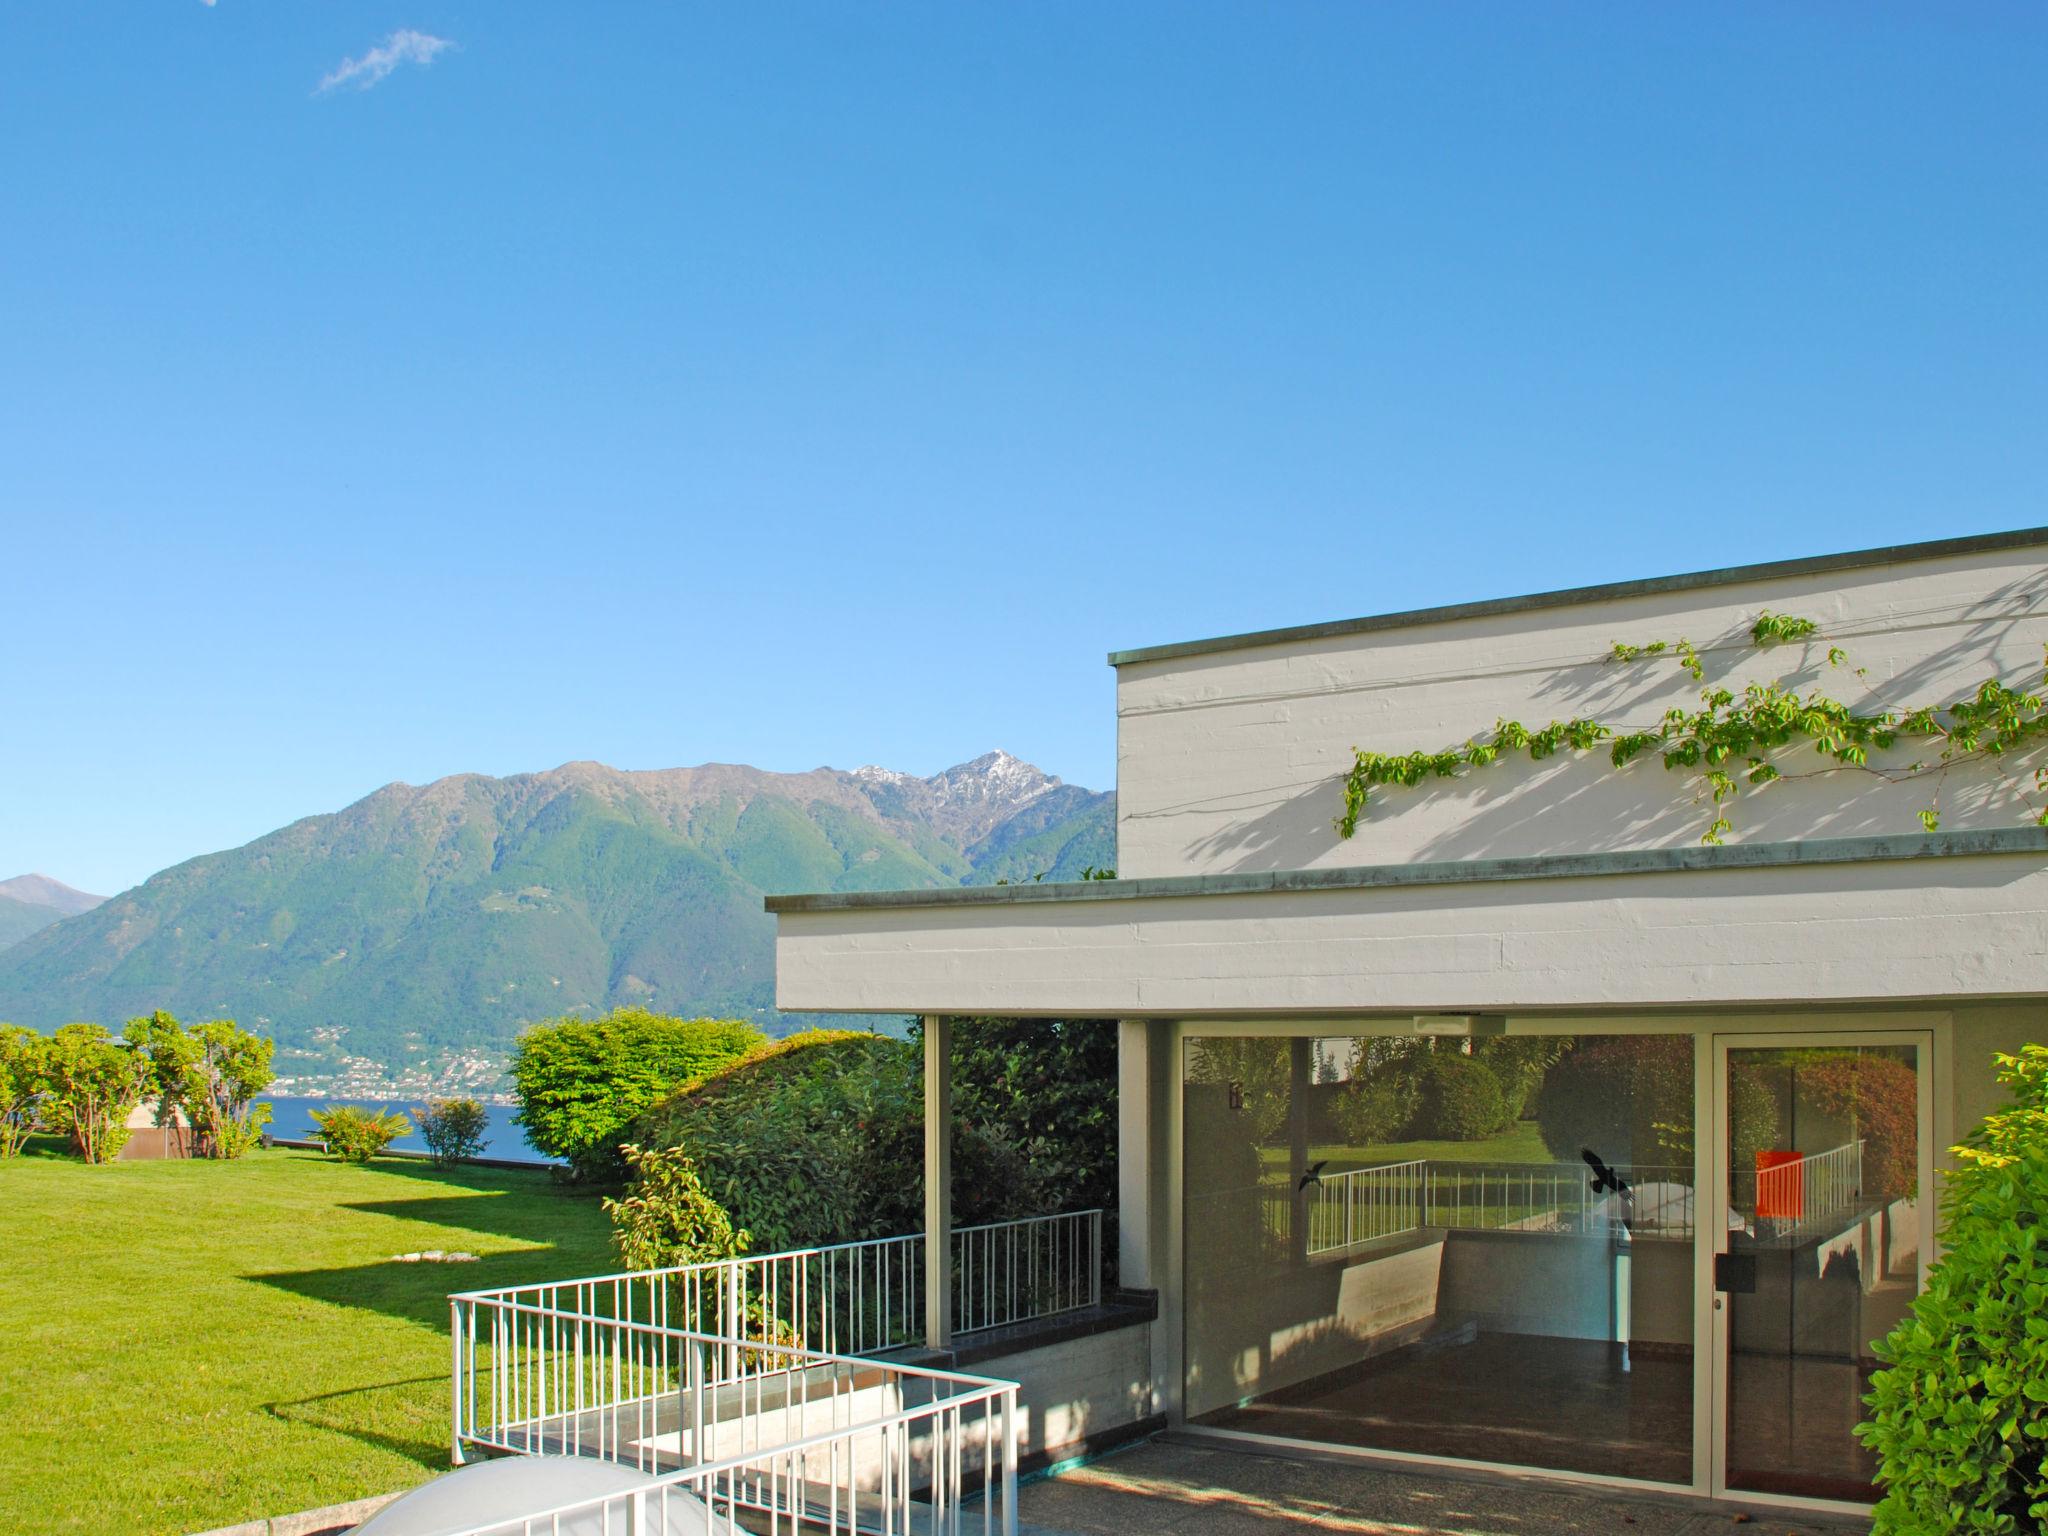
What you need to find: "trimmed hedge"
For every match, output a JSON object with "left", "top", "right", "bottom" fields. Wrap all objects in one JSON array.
[
  {"left": 1409, "top": 1050, "right": 1507, "bottom": 1141},
  {"left": 625, "top": 1031, "right": 1034, "bottom": 1251}
]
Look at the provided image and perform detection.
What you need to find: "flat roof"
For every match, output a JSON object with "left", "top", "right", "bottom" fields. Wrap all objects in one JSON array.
[
  {"left": 764, "top": 827, "right": 2048, "bottom": 914},
  {"left": 1106, "top": 524, "right": 2048, "bottom": 668}
]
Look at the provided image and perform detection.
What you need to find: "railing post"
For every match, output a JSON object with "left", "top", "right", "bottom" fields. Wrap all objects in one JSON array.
[
  {"left": 1089, "top": 1211, "right": 1102, "bottom": 1308},
  {"left": 924, "top": 1014, "right": 953, "bottom": 1350},
  {"left": 1001, "top": 1387, "right": 1019, "bottom": 1536},
  {"left": 449, "top": 1298, "right": 464, "bottom": 1466}
]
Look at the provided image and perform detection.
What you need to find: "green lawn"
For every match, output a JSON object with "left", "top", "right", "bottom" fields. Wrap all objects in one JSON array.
[
  {"left": 1257, "top": 1119, "right": 1554, "bottom": 1173},
  {"left": 0, "top": 1140, "right": 615, "bottom": 1536}
]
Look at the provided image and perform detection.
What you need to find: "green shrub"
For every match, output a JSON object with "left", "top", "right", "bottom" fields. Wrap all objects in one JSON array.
[
  {"left": 605, "top": 1142, "right": 750, "bottom": 1270},
  {"left": 511, "top": 1008, "right": 765, "bottom": 1180},
  {"left": 1331, "top": 1075, "right": 1416, "bottom": 1147},
  {"left": 417, "top": 1098, "right": 490, "bottom": 1166},
  {"left": 1858, "top": 1045, "right": 2048, "bottom": 1534},
  {"left": 1409, "top": 1049, "right": 1507, "bottom": 1141},
  {"left": 0, "top": 1025, "right": 49, "bottom": 1158},
  {"left": 943, "top": 1016, "right": 1119, "bottom": 1220},
  {"left": 1471, "top": 1036, "right": 1568, "bottom": 1124},
  {"left": 43, "top": 1023, "right": 149, "bottom": 1164},
  {"left": 310, "top": 1105, "right": 411, "bottom": 1163}
]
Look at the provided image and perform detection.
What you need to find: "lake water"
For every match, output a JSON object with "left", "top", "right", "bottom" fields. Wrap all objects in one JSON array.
[{"left": 263, "top": 1095, "right": 557, "bottom": 1166}]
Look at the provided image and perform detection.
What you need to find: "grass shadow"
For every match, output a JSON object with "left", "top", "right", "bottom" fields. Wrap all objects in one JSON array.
[
  {"left": 265, "top": 1374, "right": 452, "bottom": 1472},
  {"left": 341, "top": 1192, "right": 598, "bottom": 1245},
  {"left": 246, "top": 1249, "right": 571, "bottom": 1330}
]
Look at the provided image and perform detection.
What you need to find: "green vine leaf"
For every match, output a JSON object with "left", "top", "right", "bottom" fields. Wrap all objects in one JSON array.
[
  {"left": 1751, "top": 610, "right": 1820, "bottom": 646},
  {"left": 1333, "top": 627, "right": 2048, "bottom": 844}
]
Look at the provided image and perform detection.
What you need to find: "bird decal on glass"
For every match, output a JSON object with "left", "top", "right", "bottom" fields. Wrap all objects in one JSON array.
[{"left": 1581, "top": 1147, "right": 1630, "bottom": 1196}]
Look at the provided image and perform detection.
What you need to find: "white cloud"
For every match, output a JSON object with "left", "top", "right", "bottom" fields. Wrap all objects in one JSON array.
[{"left": 317, "top": 29, "right": 454, "bottom": 94}]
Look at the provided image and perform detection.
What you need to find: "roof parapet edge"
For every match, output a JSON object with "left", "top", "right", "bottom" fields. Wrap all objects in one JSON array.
[
  {"left": 764, "top": 827, "right": 2048, "bottom": 914},
  {"left": 1106, "top": 525, "right": 2048, "bottom": 668}
]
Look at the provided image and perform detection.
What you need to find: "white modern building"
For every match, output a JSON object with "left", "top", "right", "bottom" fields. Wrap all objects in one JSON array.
[{"left": 766, "top": 526, "right": 2048, "bottom": 1517}]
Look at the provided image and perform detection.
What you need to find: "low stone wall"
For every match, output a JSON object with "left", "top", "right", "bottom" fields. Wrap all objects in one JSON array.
[{"left": 189, "top": 1490, "right": 398, "bottom": 1536}]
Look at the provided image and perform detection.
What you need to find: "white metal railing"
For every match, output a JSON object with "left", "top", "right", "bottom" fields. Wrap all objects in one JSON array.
[
  {"left": 1744, "top": 1139, "right": 1865, "bottom": 1236},
  {"left": 1294, "top": 1160, "right": 1701, "bottom": 1256},
  {"left": 953, "top": 1209, "right": 1101, "bottom": 1335},
  {"left": 1417, "top": 1161, "right": 1698, "bottom": 1241},
  {"left": 448, "top": 1209, "right": 1101, "bottom": 1397},
  {"left": 1303, "top": 1159, "right": 1425, "bottom": 1253},
  {"left": 444, "top": 1295, "right": 1017, "bottom": 1536}
]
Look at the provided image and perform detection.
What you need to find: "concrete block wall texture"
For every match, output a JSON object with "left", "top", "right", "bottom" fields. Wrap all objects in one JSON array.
[
  {"left": 1112, "top": 538, "right": 2048, "bottom": 879},
  {"left": 993, "top": 1319, "right": 1159, "bottom": 1464},
  {"left": 776, "top": 850, "right": 2048, "bottom": 1017}
]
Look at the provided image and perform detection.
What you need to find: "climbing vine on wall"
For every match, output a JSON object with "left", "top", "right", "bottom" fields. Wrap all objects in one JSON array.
[{"left": 1336, "top": 612, "right": 2048, "bottom": 846}]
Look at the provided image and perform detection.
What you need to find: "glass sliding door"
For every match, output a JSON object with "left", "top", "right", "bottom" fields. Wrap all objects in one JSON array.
[
  {"left": 1183, "top": 1030, "right": 1696, "bottom": 1484},
  {"left": 1712, "top": 1036, "right": 1930, "bottom": 1504}
]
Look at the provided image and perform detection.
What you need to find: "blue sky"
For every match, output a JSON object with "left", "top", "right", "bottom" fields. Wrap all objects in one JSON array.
[{"left": 3, "top": 5, "right": 2044, "bottom": 895}]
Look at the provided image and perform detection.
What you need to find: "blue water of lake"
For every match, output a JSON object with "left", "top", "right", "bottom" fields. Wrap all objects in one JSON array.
[{"left": 263, "top": 1094, "right": 557, "bottom": 1165}]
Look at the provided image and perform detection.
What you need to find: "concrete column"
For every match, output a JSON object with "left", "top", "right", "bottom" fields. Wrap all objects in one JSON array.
[
  {"left": 1117, "top": 1019, "right": 1153, "bottom": 1290},
  {"left": 923, "top": 1013, "right": 953, "bottom": 1349},
  {"left": 1289, "top": 1036, "right": 1312, "bottom": 1264}
]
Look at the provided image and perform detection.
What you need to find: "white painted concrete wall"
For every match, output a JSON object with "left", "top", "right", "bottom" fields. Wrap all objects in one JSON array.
[
  {"left": 624, "top": 1323, "right": 1157, "bottom": 1493},
  {"left": 1115, "top": 541, "right": 2048, "bottom": 878},
  {"left": 775, "top": 851, "right": 2048, "bottom": 1017}
]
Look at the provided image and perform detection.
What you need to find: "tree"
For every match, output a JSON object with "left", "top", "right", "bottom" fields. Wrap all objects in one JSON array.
[
  {"left": 125, "top": 1011, "right": 275, "bottom": 1158},
  {"left": 511, "top": 1008, "right": 765, "bottom": 1180},
  {"left": 1533, "top": 1035, "right": 1713, "bottom": 1169},
  {"left": 43, "top": 1023, "right": 149, "bottom": 1164},
  {"left": 309, "top": 1104, "right": 411, "bottom": 1163},
  {"left": 181, "top": 1019, "right": 274, "bottom": 1158},
  {"left": 0, "top": 1025, "right": 50, "bottom": 1158},
  {"left": 417, "top": 1097, "right": 489, "bottom": 1166}
]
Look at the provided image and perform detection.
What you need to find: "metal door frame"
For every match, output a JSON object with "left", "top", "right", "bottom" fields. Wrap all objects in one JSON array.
[{"left": 1703, "top": 1029, "right": 1935, "bottom": 1514}]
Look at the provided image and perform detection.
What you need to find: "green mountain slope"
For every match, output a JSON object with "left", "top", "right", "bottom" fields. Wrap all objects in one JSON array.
[
  {"left": 0, "top": 896, "right": 65, "bottom": 952},
  {"left": 0, "top": 754, "right": 1113, "bottom": 1070}
]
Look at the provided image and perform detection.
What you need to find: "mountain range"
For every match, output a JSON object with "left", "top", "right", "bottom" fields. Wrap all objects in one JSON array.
[
  {"left": 0, "top": 753, "right": 1112, "bottom": 1081},
  {"left": 0, "top": 874, "right": 105, "bottom": 952}
]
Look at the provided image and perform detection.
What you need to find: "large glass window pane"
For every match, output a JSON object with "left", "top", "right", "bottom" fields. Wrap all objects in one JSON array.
[
  {"left": 1723, "top": 1043, "right": 1921, "bottom": 1501},
  {"left": 1184, "top": 1031, "right": 1695, "bottom": 1485}
]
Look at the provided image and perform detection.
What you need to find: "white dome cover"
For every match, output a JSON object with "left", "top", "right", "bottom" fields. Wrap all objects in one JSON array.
[{"left": 354, "top": 1456, "right": 739, "bottom": 1536}]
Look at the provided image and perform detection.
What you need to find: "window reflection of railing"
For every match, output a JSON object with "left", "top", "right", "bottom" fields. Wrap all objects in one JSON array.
[
  {"left": 1192, "top": 1158, "right": 1709, "bottom": 1268},
  {"left": 1283, "top": 1160, "right": 1701, "bottom": 1257},
  {"left": 1411, "top": 1162, "right": 1696, "bottom": 1242},
  {"left": 1304, "top": 1159, "right": 1426, "bottom": 1252},
  {"left": 1737, "top": 1139, "right": 1865, "bottom": 1239}
]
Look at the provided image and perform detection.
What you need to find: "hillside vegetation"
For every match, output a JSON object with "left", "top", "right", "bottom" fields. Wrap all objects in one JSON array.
[{"left": 0, "top": 754, "right": 1112, "bottom": 1069}]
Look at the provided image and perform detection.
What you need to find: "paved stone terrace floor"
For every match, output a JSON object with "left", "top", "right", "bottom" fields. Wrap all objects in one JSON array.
[{"left": 1015, "top": 1438, "right": 1870, "bottom": 1536}]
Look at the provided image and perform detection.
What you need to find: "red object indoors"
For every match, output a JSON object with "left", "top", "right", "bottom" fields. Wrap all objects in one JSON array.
[{"left": 1755, "top": 1148, "right": 1804, "bottom": 1221}]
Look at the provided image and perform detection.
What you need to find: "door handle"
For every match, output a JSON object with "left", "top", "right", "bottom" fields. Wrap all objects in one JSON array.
[{"left": 1713, "top": 1251, "right": 1757, "bottom": 1294}]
